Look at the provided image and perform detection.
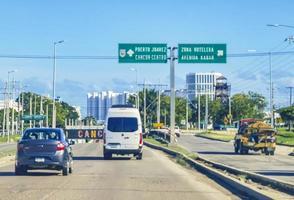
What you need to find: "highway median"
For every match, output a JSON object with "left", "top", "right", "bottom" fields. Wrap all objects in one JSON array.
[{"left": 144, "top": 137, "right": 294, "bottom": 199}]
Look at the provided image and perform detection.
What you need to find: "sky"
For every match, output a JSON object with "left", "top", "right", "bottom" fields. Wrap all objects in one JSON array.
[{"left": 0, "top": 0, "right": 293, "bottom": 116}]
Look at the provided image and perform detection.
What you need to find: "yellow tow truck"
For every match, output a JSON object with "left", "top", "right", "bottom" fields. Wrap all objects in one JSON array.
[{"left": 234, "top": 118, "right": 277, "bottom": 155}]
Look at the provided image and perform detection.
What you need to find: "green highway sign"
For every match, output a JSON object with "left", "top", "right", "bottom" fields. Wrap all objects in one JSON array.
[
  {"left": 178, "top": 44, "right": 227, "bottom": 63},
  {"left": 21, "top": 115, "right": 46, "bottom": 121},
  {"left": 118, "top": 43, "right": 167, "bottom": 63}
]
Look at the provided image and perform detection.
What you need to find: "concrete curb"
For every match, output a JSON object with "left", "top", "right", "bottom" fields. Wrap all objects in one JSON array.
[
  {"left": 144, "top": 141, "right": 273, "bottom": 200},
  {"left": 196, "top": 156, "right": 294, "bottom": 196},
  {"left": 194, "top": 134, "right": 232, "bottom": 143}
]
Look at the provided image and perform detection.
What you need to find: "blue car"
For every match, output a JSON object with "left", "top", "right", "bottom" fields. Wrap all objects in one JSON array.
[{"left": 15, "top": 128, "right": 74, "bottom": 176}]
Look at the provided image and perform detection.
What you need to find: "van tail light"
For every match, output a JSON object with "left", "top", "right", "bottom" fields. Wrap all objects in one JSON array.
[
  {"left": 17, "top": 143, "right": 24, "bottom": 151},
  {"left": 56, "top": 142, "right": 65, "bottom": 151},
  {"left": 139, "top": 133, "right": 143, "bottom": 145}
]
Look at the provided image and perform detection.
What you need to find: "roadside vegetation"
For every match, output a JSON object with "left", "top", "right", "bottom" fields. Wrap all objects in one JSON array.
[
  {"left": 0, "top": 134, "right": 21, "bottom": 143},
  {"left": 144, "top": 136, "right": 197, "bottom": 160},
  {"left": 195, "top": 129, "right": 294, "bottom": 146},
  {"left": 195, "top": 131, "right": 234, "bottom": 142}
]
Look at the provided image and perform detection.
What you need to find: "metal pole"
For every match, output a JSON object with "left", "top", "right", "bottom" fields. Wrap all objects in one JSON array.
[
  {"left": 40, "top": 96, "right": 43, "bottom": 127},
  {"left": 29, "top": 94, "right": 32, "bottom": 128},
  {"left": 52, "top": 43, "right": 56, "bottom": 128},
  {"left": 170, "top": 47, "right": 176, "bottom": 143},
  {"left": 229, "top": 96, "right": 232, "bottom": 125},
  {"left": 21, "top": 91, "right": 24, "bottom": 134},
  {"left": 157, "top": 88, "right": 161, "bottom": 124},
  {"left": 2, "top": 82, "right": 7, "bottom": 137},
  {"left": 6, "top": 73, "right": 10, "bottom": 143},
  {"left": 186, "top": 90, "right": 189, "bottom": 130},
  {"left": 143, "top": 81, "right": 146, "bottom": 132},
  {"left": 286, "top": 87, "right": 294, "bottom": 106},
  {"left": 198, "top": 87, "right": 201, "bottom": 130},
  {"left": 269, "top": 52, "right": 274, "bottom": 127},
  {"left": 33, "top": 94, "right": 36, "bottom": 128},
  {"left": 205, "top": 90, "right": 208, "bottom": 132},
  {"left": 11, "top": 79, "right": 15, "bottom": 135},
  {"left": 46, "top": 104, "right": 49, "bottom": 127}
]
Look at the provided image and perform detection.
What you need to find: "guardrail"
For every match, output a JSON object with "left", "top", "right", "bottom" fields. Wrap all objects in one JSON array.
[{"left": 144, "top": 140, "right": 293, "bottom": 199}]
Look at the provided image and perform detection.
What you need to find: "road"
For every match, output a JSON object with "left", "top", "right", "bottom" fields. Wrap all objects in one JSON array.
[
  {"left": 178, "top": 135, "right": 294, "bottom": 184},
  {"left": 0, "top": 142, "right": 239, "bottom": 200},
  {"left": 0, "top": 143, "right": 16, "bottom": 152}
]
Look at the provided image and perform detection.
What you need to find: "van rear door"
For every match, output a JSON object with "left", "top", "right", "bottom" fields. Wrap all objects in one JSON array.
[{"left": 106, "top": 117, "right": 139, "bottom": 149}]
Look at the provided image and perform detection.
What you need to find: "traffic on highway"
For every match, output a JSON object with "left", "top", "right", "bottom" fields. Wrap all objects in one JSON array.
[{"left": 1, "top": 1, "right": 294, "bottom": 200}]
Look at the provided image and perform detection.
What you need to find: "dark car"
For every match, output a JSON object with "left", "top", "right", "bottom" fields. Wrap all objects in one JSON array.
[{"left": 15, "top": 128, "right": 74, "bottom": 176}]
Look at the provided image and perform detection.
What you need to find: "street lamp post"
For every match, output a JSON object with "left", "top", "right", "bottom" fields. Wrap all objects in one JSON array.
[
  {"left": 130, "top": 67, "right": 139, "bottom": 109},
  {"left": 266, "top": 24, "right": 294, "bottom": 127},
  {"left": 7, "top": 70, "right": 16, "bottom": 143},
  {"left": 52, "top": 40, "right": 64, "bottom": 128}
]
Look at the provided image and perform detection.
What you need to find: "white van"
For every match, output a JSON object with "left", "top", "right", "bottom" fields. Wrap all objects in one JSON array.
[{"left": 103, "top": 105, "right": 143, "bottom": 160}]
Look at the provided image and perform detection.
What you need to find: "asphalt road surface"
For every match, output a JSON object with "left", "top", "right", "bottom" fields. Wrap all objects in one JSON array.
[
  {"left": 178, "top": 135, "right": 294, "bottom": 184},
  {"left": 0, "top": 142, "right": 239, "bottom": 200},
  {"left": 0, "top": 143, "right": 16, "bottom": 152}
]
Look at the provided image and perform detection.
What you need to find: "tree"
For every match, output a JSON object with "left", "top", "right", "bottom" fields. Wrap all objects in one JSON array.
[
  {"left": 231, "top": 92, "right": 266, "bottom": 121},
  {"left": 277, "top": 106, "right": 294, "bottom": 131}
]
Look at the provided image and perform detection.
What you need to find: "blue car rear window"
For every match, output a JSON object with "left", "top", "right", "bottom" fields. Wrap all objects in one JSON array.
[{"left": 22, "top": 130, "right": 61, "bottom": 140}]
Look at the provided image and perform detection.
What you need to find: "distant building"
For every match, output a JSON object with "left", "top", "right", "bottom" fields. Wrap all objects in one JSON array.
[
  {"left": 186, "top": 72, "right": 222, "bottom": 101},
  {"left": 215, "top": 76, "right": 231, "bottom": 103},
  {"left": 87, "top": 91, "right": 131, "bottom": 121},
  {"left": 72, "top": 106, "right": 82, "bottom": 120},
  {"left": 0, "top": 100, "right": 23, "bottom": 112}
]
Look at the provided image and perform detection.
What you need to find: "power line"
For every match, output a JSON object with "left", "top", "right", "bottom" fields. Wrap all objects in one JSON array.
[{"left": 0, "top": 50, "right": 294, "bottom": 60}]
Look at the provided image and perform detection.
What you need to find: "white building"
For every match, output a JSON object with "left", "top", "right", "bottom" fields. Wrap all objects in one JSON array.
[
  {"left": 0, "top": 100, "right": 23, "bottom": 112},
  {"left": 87, "top": 91, "right": 131, "bottom": 121},
  {"left": 186, "top": 72, "right": 223, "bottom": 101}
]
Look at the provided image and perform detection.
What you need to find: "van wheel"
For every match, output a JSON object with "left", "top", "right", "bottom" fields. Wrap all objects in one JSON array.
[{"left": 136, "top": 152, "right": 143, "bottom": 160}]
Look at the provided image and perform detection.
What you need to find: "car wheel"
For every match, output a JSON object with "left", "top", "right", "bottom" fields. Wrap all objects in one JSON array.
[
  {"left": 69, "top": 159, "right": 73, "bottom": 174},
  {"left": 62, "top": 161, "right": 69, "bottom": 176},
  {"left": 15, "top": 165, "right": 27, "bottom": 175},
  {"left": 104, "top": 152, "right": 112, "bottom": 160},
  {"left": 136, "top": 152, "right": 143, "bottom": 160}
]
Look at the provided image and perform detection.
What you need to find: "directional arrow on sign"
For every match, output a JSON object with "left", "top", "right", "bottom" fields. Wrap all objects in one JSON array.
[{"left": 127, "top": 49, "right": 135, "bottom": 57}]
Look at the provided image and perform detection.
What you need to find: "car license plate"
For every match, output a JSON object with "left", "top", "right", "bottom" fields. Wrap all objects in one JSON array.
[
  {"left": 35, "top": 158, "right": 45, "bottom": 163},
  {"left": 110, "top": 144, "right": 120, "bottom": 149}
]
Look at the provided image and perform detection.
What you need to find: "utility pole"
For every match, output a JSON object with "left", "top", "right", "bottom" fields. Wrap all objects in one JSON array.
[
  {"left": 6, "top": 75, "right": 10, "bottom": 142},
  {"left": 29, "top": 94, "right": 32, "bottom": 128},
  {"left": 186, "top": 90, "right": 189, "bottom": 130},
  {"left": 229, "top": 96, "right": 232, "bottom": 125},
  {"left": 11, "top": 79, "right": 15, "bottom": 135},
  {"left": 169, "top": 47, "right": 177, "bottom": 143},
  {"left": 33, "top": 95, "right": 36, "bottom": 128},
  {"left": 137, "top": 82, "right": 167, "bottom": 132},
  {"left": 2, "top": 82, "right": 7, "bottom": 137},
  {"left": 286, "top": 86, "right": 294, "bottom": 106},
  {"left": 269, "top": 52, "right": 274, "bottom": 127},
  {"left": 40, "top": 96, "right": 43, "bottom": 127},
  {"left": 157, "top": 88, "right": 161, "bottom": 124},
  {"left": 46, "top": 104, "right": 49, "bottom": 127},
  {"left": 21, "top": 90, "right": 24, "bottom": 134},
  {"left": 143, "top": 81, "right": 146, "bottom": 132},
  {"left": 205, "top": 90, "right": 208, "bottom": 132},
  {"left": 198, "top": 87, "right": 201, "bottom": 130}
]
